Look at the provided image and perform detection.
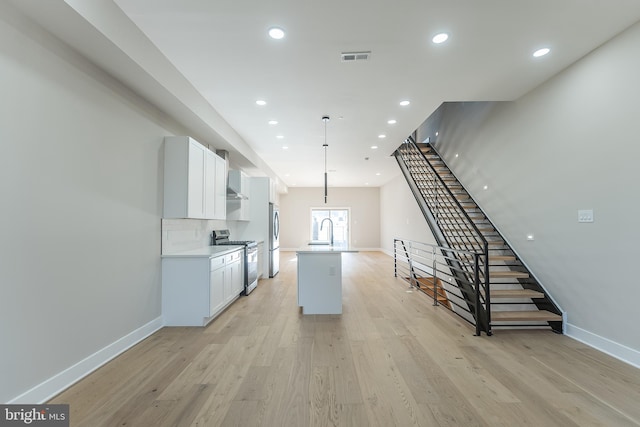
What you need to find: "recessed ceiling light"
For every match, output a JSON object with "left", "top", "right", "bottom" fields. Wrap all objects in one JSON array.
[
  {"left": 455, "top": 153, "right": 459, "bottom": 158},
  {"left": 276, "top": 135, "right": 284, "bottom": 139},
  {"left": 435, "top": 131, "right": 439, "bottom": 136},
  {"left": 371, "top": 145, "right": 378, "bottom": 149},
  {"left": 376, "top": 172, "right": 381, "bottom": 176},
  {"left": 378, "top": 134, "right": 386, "bottom": 139},
  {"left": 483, "top": 185, "right": 488, "bottom": 190},
  {"left": 268, "top": 120, "right": 278, "bottom": 125},
  {"left": 256, "top": 99, "right": 266, "bottom": 106},
  {"left": 282, "top": 146, "right": 288, "bottom": 150},
  {"left": 268, "top": 27, "right": 285, "bottom": 40},
  {"left": 387, "top": 119, "right": 397, "bottom": 125},
  {"left": 533, "top": 48, "right": 550, "bottom": 58},
  {"left": 432, "top": 33, "right": 449, "bottom": 44},
  {"left": 399, "top": 100, "right": 410, "bottom": 106}
]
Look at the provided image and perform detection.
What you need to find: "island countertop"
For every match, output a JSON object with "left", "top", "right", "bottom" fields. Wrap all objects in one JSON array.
[{"left": 296, "top": 245, "right": 359, "bottom": 254}]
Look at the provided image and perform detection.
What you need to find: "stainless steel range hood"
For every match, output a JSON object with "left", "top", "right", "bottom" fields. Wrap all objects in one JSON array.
[
  {"left": 216, "top": 149, "right": 248, "bottom": 200},
  {"left": 227, "top": 169, "right": 248, "bottom": 200}
]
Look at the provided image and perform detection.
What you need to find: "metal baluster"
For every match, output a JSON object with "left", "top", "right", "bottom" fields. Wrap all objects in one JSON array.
[
  {"left": 393, "top": 239, "right": 397, "bottom": 278},
  {"left": 432, "top": 246, "right": 438, "bottom": 306},
  {"left": 474, "top": 253, "right": 481, "bottom": 336}
]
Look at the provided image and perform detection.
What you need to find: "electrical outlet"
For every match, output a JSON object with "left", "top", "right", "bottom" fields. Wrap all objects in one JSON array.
[{"left": 578, "top": 209, "right": 594, "bottom": 223}]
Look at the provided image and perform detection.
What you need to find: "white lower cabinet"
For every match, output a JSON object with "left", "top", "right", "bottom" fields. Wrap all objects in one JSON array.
[
  {"left": 162, "top": 248, "right": 244, "bottom": 326},
  {"left": 224, "top": 250, "right": 244, "bottom": 303},
  {"left": 209, "top": 256, "right": 226, "bottom": 317}
]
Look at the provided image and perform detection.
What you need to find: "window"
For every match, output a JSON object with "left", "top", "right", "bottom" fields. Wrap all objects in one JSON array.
[{"left": 310, "top": 208, "right": 349, "bottom": 246}]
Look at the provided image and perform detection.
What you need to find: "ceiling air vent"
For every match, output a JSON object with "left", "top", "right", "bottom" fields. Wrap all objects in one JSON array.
[{"left": 341, "top": 51, "right": 371, "bottom": 62}]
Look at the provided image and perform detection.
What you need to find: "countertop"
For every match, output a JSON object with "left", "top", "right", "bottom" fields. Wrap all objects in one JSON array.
[
  {"left": 162, "top": 245, "right": 244, "bottom": 258},
  {"left": 296, "top": 244, "right": 359, "bottom": 254}
]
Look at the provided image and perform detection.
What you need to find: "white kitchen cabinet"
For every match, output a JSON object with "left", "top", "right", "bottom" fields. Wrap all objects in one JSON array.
[
  {"left": 204, "top": 149, "right": 216, "bottom": 219},
  {"left": 209, "top": 256, "right": 226, "bottom": 316},
  {"left": 225, "top": 249, "right": 244, "bottom": 302},
  {"left": 163, "top": 136, "right": 225, "bottom": 219},
  {"left": 297, "top": 251, "right": 343, "bottom": 315},
  {"left": 162, "top": 247, "right": 243, "bottom": 326},
  {"left": 214, "top": 154, "right": 227, "bottom": 220},
  {"left": 269, "top": 178, "right": 278, "bottom": 204}
]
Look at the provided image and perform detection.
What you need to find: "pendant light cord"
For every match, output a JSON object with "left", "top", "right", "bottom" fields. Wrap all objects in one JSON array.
[{"left": 322, "top": 116, "right": 329, "bottom": 203}]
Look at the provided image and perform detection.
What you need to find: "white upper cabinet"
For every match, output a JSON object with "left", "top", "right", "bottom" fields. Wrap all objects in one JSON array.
[
  {"left": 186, "top": 140, "right": 206, "bottom": 218},
  {"left": 269, "top": 178, "right": 278, "bottom": 204},
  {"left": 163, "top": 136, "right": 226, "bottom": 220},
  {"left": 214, "top": 154, "right": 227, "bottom": 220}
]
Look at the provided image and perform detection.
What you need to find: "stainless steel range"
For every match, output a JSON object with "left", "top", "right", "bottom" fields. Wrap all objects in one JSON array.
[{"left": 211, "top": 229, "right": 258, "bottom": 295}]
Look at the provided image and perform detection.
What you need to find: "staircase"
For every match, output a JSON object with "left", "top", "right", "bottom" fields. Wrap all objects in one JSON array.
[{"left": 394, "top": 138, "right": 563, "bottom": 334}]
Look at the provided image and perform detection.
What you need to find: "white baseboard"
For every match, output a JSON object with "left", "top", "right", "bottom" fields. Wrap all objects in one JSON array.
[
  {"left": 565, "top": 323, "right": 640, "bottom": 370},
  {"left": 9, "top": 317, "right": 164, "bottom": 404},
  {"left": 381, "top": 248, "right": 394, "bottom": 257}
]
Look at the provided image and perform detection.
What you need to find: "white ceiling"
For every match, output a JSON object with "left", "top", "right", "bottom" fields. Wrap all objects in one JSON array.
[{"left": 15, "top": 0, "right": 640, "bottom": 189}]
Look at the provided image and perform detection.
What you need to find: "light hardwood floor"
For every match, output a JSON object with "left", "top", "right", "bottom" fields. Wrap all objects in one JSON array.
[{"left": 51, "top": 251, "right": 640, "bottom": 426}]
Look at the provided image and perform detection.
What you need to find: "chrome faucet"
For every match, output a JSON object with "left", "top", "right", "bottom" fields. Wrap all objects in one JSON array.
[{"left": 320, "top": 217, "right": 334, "bottom": 246}]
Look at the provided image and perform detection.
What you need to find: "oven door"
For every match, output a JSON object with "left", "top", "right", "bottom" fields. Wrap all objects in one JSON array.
[{"left": 245, "top": 245, "right": 258, "bottom": 294}]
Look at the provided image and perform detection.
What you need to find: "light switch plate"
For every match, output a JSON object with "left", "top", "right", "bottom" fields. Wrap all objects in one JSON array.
[{"left": 578, "top": 209, "right": 594, "bottom": 223}]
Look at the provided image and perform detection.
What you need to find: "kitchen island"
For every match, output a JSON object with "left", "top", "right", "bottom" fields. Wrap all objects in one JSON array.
[{"left": 296, "top": 245, "right": 358, "bottom": 315}]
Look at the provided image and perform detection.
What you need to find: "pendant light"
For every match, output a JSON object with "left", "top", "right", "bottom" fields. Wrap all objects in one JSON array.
[{"left": 322, "top": 115, "right": 330, "bottom": 203}]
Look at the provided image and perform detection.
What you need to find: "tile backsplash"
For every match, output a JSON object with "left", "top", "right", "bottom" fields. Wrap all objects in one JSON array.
[{"left": 161, "top": 218, "right": 237, "bottom": 254}]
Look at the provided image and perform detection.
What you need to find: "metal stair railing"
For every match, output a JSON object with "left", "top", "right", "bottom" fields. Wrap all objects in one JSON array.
[
  {"left": 394, "top": 137, "right": 492, "bottom": 334},
  {"left": 394, "top": 238, "right": 487, "bottom": 336}
]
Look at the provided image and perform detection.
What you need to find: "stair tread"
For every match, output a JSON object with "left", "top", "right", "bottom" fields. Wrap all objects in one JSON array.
[
  {"left": 490, "top": 289, "right": 543, "bottom": 299},
  {"left": 490, "top": 271, "right": 529, "bottom": 278},
  {"left": 455, "top": 240, "right": 503, "bottom": 246},
  {"left": 488, "top": 255, "right": 516, "bottom": 261},
  {"left": 458, "top": 254, "right": 516, "bottom": 262},
  {"left": 492, "top": 310, "right": 562, "bottom": 322},
  {"left": 442, "top": 226, "right": 494, "bottom": 232}
]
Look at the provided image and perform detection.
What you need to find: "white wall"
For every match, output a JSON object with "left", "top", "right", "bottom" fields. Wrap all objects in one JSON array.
[
  {"left": 431, "top": 23, "right": 640, "bottom": 362},
  {"left": 279, "top": 187, "right": 380, "bottom": 250},
  {"left": 379, "top": 174, "right": 438, "bottom": 255},
  {"left": 0, "top": 5, "right": 198, "bottom": 402}
]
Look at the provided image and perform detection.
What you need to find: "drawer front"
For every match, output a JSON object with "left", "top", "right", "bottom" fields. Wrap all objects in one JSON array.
[
  {"left": 210, "top": 255, "right": 226, "bottom": 271},
  {"left": 226, "top": 250, "right": 243, "bottom": 263}
]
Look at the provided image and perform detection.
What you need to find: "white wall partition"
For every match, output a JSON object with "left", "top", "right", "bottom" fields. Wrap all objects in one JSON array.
[
  {"left": 0, "top": 5, "right": 179, "bottom": 402},
  {"left": 379, "top": 174, "right": 439, "bottom": 256}
]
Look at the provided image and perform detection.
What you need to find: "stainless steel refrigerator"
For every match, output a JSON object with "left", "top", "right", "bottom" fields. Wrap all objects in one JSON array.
[{"left": 269, "top": 203, "right": 280, "bottom": 277}]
